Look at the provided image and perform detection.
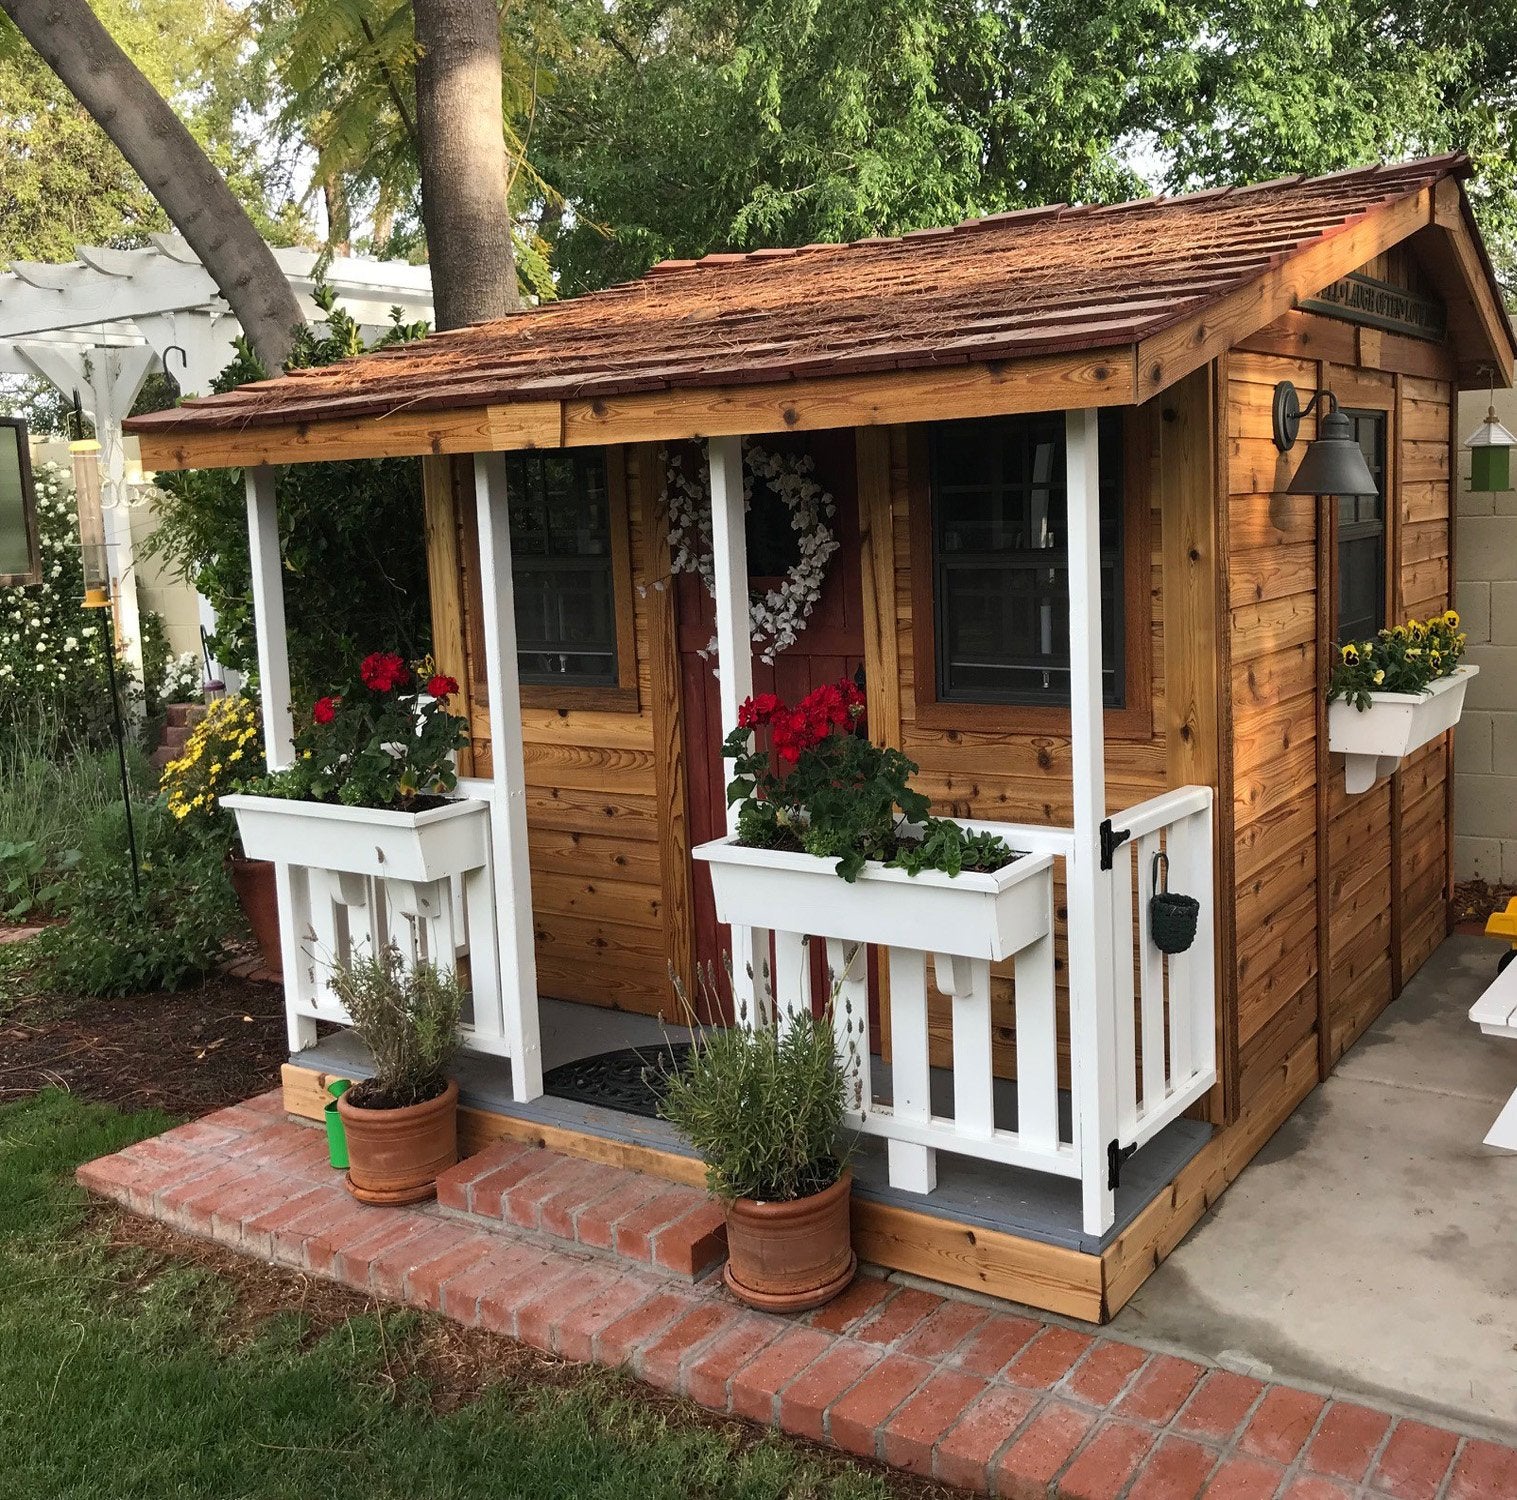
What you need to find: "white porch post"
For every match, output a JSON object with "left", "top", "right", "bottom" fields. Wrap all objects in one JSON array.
[
  {"left": 473, "top": 453, "right": 544, "bottom": 1100},
  {"left": 707, "top": 434, "right": 770, "bottom": 1024},
  {"left": 244, "top": 466, "right": 309, "bottom": 1049},
  {"left": 244, "top": 467, "right": 295, "bottom": 767},
  {"left": 1064, "top": 408, "right": 1120, "bottom": 1236}
]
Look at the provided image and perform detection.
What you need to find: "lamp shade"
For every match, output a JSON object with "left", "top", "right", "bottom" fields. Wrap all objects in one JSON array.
[
  {"left": 69, "top": 438, "right": 110, "bottom": 608},
  {"left": 1285, "top": 408, "right": 1379, "bottom": 497}
]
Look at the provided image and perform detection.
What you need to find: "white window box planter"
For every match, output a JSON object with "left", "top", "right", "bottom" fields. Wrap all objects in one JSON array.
[
  {"left": 693, "top": 835, "right": 1054, "bottom": 962},
  {"left": 1328, "top": 664, "right": 1478, "bottom": 794},
  {"left": 221, "top": 794, "right": 490, "bottom": 883}
]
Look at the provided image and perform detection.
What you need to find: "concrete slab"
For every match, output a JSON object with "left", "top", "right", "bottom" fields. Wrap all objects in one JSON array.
[{"left": 1110, "top": 935, "right": 1517, "bottom": 1441}]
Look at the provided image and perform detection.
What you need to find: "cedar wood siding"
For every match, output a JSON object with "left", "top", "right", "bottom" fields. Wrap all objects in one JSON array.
[
  {"left": 1227, "top": 244, "right": 1455, "bottom": 1115},
  {"left": 424, "top": 448, "right": 692, "bottom": 1020},
  {"left": 426, "top": 250, "right": 1459, "bottom": 1120}
]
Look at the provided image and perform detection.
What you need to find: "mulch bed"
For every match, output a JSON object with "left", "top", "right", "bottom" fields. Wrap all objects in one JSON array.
[
  {"left": 0, "top": 966, "right": 289, "bottom": 1116},
  {"left": 1454, "top": 877, "right": 1517, "bottom": 929}
]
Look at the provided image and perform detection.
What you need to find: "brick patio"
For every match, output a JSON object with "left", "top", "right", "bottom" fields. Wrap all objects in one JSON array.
[{"left": 78, "top": 1092, "right": 1517, "bottom": 1499}]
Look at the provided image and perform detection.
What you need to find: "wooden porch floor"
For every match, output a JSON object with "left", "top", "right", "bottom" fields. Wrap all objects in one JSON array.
[{"left": 286, "top": 997, "right": 1211, "bottom": 1317}]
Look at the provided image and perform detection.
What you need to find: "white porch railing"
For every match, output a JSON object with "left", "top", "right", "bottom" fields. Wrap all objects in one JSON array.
[
  {"left": 749, "top": 786, "right": 1216, "bottom": 1237},
  {"left": 269, "top": 781, "right": 536, "bottom": 1088}
]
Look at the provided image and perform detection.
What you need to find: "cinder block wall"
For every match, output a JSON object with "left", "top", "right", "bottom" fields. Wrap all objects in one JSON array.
[{"left": 1454, "top": 386, "right": 1517, "bottom": 883}]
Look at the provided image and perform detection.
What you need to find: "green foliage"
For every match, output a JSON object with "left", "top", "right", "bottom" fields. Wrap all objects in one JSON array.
[
  {"left": 0, "top": 717, "right": 153, "bottom": 915},
  {"left": 534, "top": 0, "right": 1167, "bottom": 291},
  {"left": 330, "top": 944, "right": 463, "bottom": 1107},
  {"left": 32, "top": 798, "right": 242, "bottom": 998},
  {"left": 142, "top": 294, "right": 436, "bottom": 697},
  {"left": 138, "top": 608, "right": 170, "bottom": 720},
  {"left": 658, "top": 1002, "right": 850, "bottom": 1202},
  {"left": 1327, "top": 609, "right": 1469, "bottom": 710},
  {"left": 0, "top": 461, "right": 133, "bottom": 752},
  {"left": 0, "top": 2, "right": 304, "bottom": 265},
  {"left": 889, "top": 818, "right": 1018, "bottom": 879}
]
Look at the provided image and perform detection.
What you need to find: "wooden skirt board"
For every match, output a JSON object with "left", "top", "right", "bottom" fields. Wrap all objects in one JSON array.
[{"left": 282, "top": 1018, "right": 1245, "bottom": 1322}]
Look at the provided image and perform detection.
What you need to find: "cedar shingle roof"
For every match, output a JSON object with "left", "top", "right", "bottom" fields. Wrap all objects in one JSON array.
[{"left": 127, "top": 154, "right": 1496, "bottom": 439}]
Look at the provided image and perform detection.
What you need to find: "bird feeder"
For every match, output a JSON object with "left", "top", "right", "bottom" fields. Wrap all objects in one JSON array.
[
  {"left": 1465, "top": 406, "right": 1517, "bottom": 494},
  {"left": 69, "top": 436, "right": 110, "bottom": 608}
]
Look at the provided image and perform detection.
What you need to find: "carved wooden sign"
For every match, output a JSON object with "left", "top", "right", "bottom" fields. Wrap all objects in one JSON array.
[{"left": 1301, "top": 271, "right": 1446, "bottom": 342}]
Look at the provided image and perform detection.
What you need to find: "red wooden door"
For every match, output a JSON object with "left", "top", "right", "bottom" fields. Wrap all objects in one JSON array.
[{"left": 677, "top": 430, "right": 866, "bottom": 1022}]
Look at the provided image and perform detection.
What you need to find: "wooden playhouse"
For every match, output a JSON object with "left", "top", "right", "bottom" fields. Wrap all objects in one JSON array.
[{"left": 127, "top": 153, "right": 1515, "bottom": 1322}]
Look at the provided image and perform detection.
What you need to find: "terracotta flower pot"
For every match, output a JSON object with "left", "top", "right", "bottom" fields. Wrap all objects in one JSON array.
[
  {"left": 227, "top": 853, "right": 283, "bottom": 975},
  {"left": 722, "top": 1167, "right": 856, "bottom": 1312},
  {"left": 337, "top": 1078, "right": 459, "bottom": 1205}
]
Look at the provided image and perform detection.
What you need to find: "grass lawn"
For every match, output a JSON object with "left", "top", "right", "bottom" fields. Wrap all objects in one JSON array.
[{"left": 0, "top": 1090, "right": 923, "bottom": 1500}]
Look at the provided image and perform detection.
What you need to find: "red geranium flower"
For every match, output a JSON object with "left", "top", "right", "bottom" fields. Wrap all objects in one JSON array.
[
  {"left": 736, "top": 691, "right": 783, "bottom": 729},
  {"left": 425, "top": 674, "right": 459, "bottom": 700},
  {"left": 360, "top": 651, "right": 410, "bottom": 692},
  {"left": 312, "top": 695, "right": 339, "bottom": 725}
]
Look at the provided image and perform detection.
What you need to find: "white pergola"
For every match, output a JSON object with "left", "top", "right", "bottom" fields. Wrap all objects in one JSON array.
[{"left": 0, "top": 236, "right": 433, "bottom": 678}]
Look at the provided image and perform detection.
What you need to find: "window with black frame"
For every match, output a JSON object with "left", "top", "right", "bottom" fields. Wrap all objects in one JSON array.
[
  {"left": 930, "top": 412, "right": 1124, "bottom": 706},
  {"left": 506, "top": 450, "right": 618, "bottom": 685},
  {"left": 1335, "top": 411, "right": 1387, "bottom": 646}
]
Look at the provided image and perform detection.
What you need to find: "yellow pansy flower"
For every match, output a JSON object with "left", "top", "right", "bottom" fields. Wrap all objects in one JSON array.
[{"left": 1341, "top": 643, "right": 1360, "bottom": 665}]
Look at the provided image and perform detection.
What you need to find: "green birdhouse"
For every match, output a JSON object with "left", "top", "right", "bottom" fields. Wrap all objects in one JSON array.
[{"left": 1466, "top": 406, "right": 1517, "bottom": 494}]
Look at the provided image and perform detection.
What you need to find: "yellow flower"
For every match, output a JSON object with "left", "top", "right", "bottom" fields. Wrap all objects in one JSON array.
[
  {"left": 171, "top": 804, "right": 189, "bottom": 820},
  {"left": 229, "top": 748, "right": 242, "bottom": 763},
  {"left": 1431, "top": 650, "right": 1443, "bottom": 666},
  {"left": 1443, "top": 609, "right": 1460, "bottom": 628},
  {"left": 1341, "top": 643, "right": 1360, "bottom": 665},
  {"left": 210, "top": 762, "right": 222, "bottom": 776},
  {"left": 1391, "top": 625, "right": 1408, "bottom": 641},
  {"left": 1373, "top": 670, "right": 1385, "bottom": 685}
]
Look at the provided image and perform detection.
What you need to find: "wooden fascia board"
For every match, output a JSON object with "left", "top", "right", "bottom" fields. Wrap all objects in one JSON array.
[
  {"left": 558, "top": 348, "right": 1135, "bottom": 446},
  {"left": 134, "top": 400, "right": 564, "bottom": 473},
  {"left": 134, "top": 346, "right": 1136, "bottom": 471},
  {"left": 1429, "top": 178, "right": 1517, "bottom": 386},
  {"left": 1135, "top": 186, "right": 1437, "bottom": 402}
]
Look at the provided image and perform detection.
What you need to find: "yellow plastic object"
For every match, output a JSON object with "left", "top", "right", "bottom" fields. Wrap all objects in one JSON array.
[{"left": 1484, "top": 896, "right": 1517, "bottom": 948}]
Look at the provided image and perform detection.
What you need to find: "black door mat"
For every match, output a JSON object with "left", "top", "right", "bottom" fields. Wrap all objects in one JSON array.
[{"left": 542, "top": 1042, "right": 695, "bottom": 1120}]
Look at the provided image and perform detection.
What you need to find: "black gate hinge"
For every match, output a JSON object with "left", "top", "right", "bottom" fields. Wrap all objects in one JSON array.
[
  {"left": 1099, "top": 818, "right": 1131, "bottom": 871},
  {"left": 1107, "top": 1138, "right": 1137, "bottom": 1191}
]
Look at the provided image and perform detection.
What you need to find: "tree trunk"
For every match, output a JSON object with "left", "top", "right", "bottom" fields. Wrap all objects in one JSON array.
[
  {"left": 1, "top": 0, "right": 303, "bottom": 371},
  {"left": 411, "top": 0, "right": 519, "bottom": 329}
]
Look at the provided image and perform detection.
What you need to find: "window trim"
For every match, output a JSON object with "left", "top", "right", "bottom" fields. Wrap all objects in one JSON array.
[
  {"left": 908, "top": 410, "right": 1153, "bottom": 738},
  {"left": 1332, "top": 406, "right": 1390, "bottom": 647},
  {"left": 460, "top": 445, "right": 640, "bottom": 715},
  {"left": 516, "top": 446, "right": 639, "bottom": 712}
]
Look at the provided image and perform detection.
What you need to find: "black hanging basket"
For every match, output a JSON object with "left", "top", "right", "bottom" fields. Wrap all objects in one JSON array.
[{"left": 1150, "top": 850, "right": 1200, "bottom": 956}]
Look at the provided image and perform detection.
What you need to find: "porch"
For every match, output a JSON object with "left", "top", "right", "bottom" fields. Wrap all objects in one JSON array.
[{"left": 243, "top": 411, "right": 1221, "bottom": 1316}]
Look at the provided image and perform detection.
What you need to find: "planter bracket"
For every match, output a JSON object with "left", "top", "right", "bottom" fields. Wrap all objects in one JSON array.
[
  {"left": 1099, "top": 818, "right": 1131, "bottom": 871},
  {"left": 1107, "top": 1137, "right": 1137, "bottom": 1191}
]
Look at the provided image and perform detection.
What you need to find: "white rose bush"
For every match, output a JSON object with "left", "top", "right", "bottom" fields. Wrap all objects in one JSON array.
[{"left": 0, "top": 461, "right": 122, "bottom": 749}]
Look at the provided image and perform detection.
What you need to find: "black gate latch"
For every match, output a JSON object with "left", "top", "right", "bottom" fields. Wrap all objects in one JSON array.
[
  {"left": 1107, "top": 1138, "right": 1137, "bottom": 1191},
  {"left": 1099, "top": 818, "right": 1131, "bottom": 871}
]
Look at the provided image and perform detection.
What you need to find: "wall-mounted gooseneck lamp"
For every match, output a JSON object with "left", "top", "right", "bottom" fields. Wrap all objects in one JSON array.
[{"left": 1271, "top": 381, "right": 1379, "bottom": 497}]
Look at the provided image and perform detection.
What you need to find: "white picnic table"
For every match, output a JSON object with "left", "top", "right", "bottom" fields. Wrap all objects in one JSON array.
[{"left": 1469, "top": 955, "right": 1517, "bottom": 1149}]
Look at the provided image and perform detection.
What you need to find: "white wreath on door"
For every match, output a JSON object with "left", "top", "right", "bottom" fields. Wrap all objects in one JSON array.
[{"left": 663, "top": 440, "right": 840, "bottom": 664}]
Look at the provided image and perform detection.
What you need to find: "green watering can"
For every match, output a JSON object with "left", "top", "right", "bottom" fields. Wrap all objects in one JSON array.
[{"left": 324, "top": 1077, "right": 352, "bottom": 1170}]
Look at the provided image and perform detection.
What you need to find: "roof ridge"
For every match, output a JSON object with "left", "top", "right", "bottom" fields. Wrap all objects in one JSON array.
[{"left": 640, "top": 153, "right": 1466, "bottom": 279}]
